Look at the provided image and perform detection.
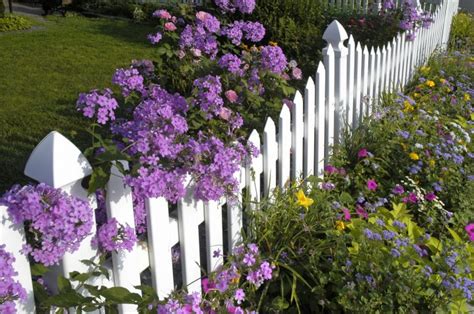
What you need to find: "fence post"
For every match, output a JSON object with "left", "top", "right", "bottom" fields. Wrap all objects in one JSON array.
[
  {"left": 23, "top": 131, "right": 99, "bottom": 291},
  {"left": 323, "top": 20, "right": 348, "bottom": 143}
]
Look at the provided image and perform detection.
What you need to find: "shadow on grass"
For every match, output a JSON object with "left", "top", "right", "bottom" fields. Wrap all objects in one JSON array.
[{"left": 90, "top": 17, "right": 156, "bottom": 47}]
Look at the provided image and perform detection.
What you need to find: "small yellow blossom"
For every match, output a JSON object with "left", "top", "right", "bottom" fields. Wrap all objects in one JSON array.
[
  {"left": 335, "top": 220, "right": 345, "bottom": 231},
  {"left": 296, "top": 189, "right": 314, "bottom": 209},
  {"left": 269, "top": 41, "right": 278, "bottom": 46},
  {"left": 420, "top": 66, "right": 430, "bottom": 74},
  {"left": 413, "top": 92, "right": 421, "bottom": 98},
  {"left": 439, "top": 78, "right": 447, "bottom": 84},
  {"left": 403, "top": 101, "right": 414, "bottom": 113},
  {"left": 409, "top": 152, "right": 420, "bottom": 160},
  {"left": 429, "top": 159, "right": 435, "bottom": 167},
  {"left": 464, "top": 93, "right": 471, "bottom": 101},
  {"left": 426, "top": 80, "right": 435, "bottom": 88}
]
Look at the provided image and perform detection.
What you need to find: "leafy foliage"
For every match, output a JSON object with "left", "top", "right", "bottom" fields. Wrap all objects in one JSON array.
[{"left": 0, "top": 15, "right": 33, "bottom": 32}]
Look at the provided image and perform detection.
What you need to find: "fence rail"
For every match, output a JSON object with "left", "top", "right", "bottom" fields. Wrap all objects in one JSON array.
[{"left": 0, "top": 0, "right": 459, "bottom": 312}]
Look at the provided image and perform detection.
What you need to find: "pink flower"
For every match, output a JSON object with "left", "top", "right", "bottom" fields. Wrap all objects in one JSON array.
[
  {"left": 164, "top": 22, "right": 177, "bottom": 31},
  {"left": 202, "top": 278, "right": 215, "bottom": 293},
  {"left": 292, "top": 67, "right": 302, "bottom": 80},
  {"left": 342, "top": 208, "right": 351, "bottom": 221},
  {"left": 324, "top": 164, "right": 338, "bottom": 174},
  {"left": 153, "top": 9, "right": 172, "bottom": 20},
  {"left": 367, "top": 179, "right": 378, "bottom": 191},
  {"left": 356, "top": 205, "right": 368, "bottom": 219},
  {"left": 465, "top": 224, "right": 474, "bottom": 241},
  {"left": 225, "top": 90, "right": 238, "bottom": 103},
  {"left": 177, "top": 50, "right": 186, "bottom": 59},
  {"left": 425, "top": 192, "right": 436, "bottom": 202},
  {"left": 283, "top": 98, "right": 294, "bottom": 110},
  {"left": 191, "top": 48, "right": 202, "bottom": 57},
  {"left": 196, "top": 11, "right": 209, "bottom": 21},
  {"left": 358, "top": 148, "right": 368, "bottom": 158},
  {"left": 219, "top": 107, "right": 232, "bottom": 121}
]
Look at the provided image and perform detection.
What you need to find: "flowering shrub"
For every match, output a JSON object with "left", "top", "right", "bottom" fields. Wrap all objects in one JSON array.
[
  {"left": 0, "top": 245, "right": 27, "bottom": 313},
  {"left": 0, "top": 184, "right": 94, "bottom": 266},
  {"left": 77, "top": 1, "right": 299, "bottom": 234},
  {"left": 33, "top": 243, "right": 273, "bottom": 313}
]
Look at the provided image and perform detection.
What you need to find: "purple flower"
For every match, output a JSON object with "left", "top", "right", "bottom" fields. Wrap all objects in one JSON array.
[
  {"left": 234, "top": 288, "right": 245, "bottom": 304},
  {"left": 261, "top": 45, "right": 287, "bottom": 74},
  {"left": 392, "top": 184, "right": 405, "bottom": 195},
  {"left": 76, "top": 88, "right": 119, "bottom": 124},
  {"left": 94, "top": 218, "right": 138, "bottom": 253},
  {"left": 0, "top": 245, "right": 27, "bottom": 313},
  {"left": 147, "top": 32, "right": 162, "bottom": 45},
  {"left": 218, "top": 53, "right": 244, "bottom": 75},
  {"left": 243, "top": 253, "right": 256, "bottom": 266},
  {"left": 358, "top": 148, "right": 369, "bottom": 158},
  {"left": 1, "top": 184, "right": 94, "bottom": 266},
  {"left": 367, "top": 179, "right": 378, "bottom": 191},
  {"left": 392, "top": 220, "right": 406, "bottom": 229}
]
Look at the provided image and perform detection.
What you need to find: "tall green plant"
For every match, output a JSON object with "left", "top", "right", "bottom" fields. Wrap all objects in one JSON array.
[{"left": 0, "top": 0, "right": 5, "bottom": 18}]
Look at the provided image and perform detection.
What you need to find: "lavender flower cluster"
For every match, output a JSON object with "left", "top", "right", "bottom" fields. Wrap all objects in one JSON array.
[
  {"left": 0, "top": 245, "right": 27, "bottom": 313},
  {"left": 76, "top": 88, "right": 118, "bottom": 125},
  {"left": 92, "top": 218, "right": 137, "bottom": 253},
  {"left": 0, "top": 184, "right": 94, "bottom": 266},
  {"left": 382, "top": 0, "right": 432, "bottom": 40},
  {"left": 155, "top": 243, "right": 273, "bottom": 313}
]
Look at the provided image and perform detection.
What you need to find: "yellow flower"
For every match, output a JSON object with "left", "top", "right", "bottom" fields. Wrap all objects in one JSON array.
[
  {"left": 296, "top": 189, "right": 314, "bottom": 209},
  {"left": 269, "top": 41, "right": 278, "bottom": 46},
  {"left": 335, "top": 220, "right": 345, "bottom": 231},
  {"left": 413, "top": 92, "right": 421, "bottom": 98},
  {"left": 429, "top": 159, "right": 435, "bottom": 167},
  {"left": 403, "top": 101, "right": 414, "bottom": 113},
  {"left": 426, "top": 80, "right": 435, "bottom": 88},
  {"left": 464, "top": 93, "right": 471, "bottom": 101},
  {"left": 409, "top": 152, "right": 420, "bottom": 160},
  {"left": 439, "top": 78, "right": 447, "bottom": 84},
  {"left": 420, "top": 66, "right": 430, "bottom": 74}
]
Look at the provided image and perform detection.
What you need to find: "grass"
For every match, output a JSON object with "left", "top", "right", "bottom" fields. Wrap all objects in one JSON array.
[{"left": 0, "top": 15, "right": 157, "bottom": 192}]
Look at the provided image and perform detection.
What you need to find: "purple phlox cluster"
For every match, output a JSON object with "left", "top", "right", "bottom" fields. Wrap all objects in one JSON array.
[
  {"left": 218, "top": 53, "right": 245, "bottom": 76},
  {"left": 382, "top": 0, "right": 395, "bottom": 10},
  {"left": 0, "top": 245, "right": 27, "bottom": 314},
  {"left": 179, "top": 16, "right": 219, "bottom": 59},
  {"left": 193, "top": 75, "right": 224, "bottom": 117},
  {"left": 76, "top": 88, "right": 119, "bottom": 125},
  {"left": 112, "top": 67, "right": 145, "bottom": 97},
  {"left": 260, "top": 45, "right": 287, "bottom": 75},
  {"left": 214, "top": 0, "right": 256, "bottom": 14},
  {"left": 382, "top": 230, "right": 396, "bottom": 240},
  {"left": 93, "top": 218, "right": 137, "bottom": 252},
  {"left": 392, "top": 220, "right": 407, "bottom": 229},
  {"left": 321, "top": 181, "right": 336, "bottom": 191},
  {"left": 1, "top": 184, "right": 93, "bottom": 266},
  {"left": 221, "top": 20, "right": 265, "bottom": 46},
  {"left": 147, "top": 32, "right": 162, "bottom": 45}
]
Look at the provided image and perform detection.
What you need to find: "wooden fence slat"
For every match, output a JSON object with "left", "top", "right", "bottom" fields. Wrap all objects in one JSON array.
[
  {"left": 278, "top": 105, "right": 291, "bottom": 188},
  {"left": 292, "top": 91, "right": 304, "bottom": 179},
  {"left": 315, "top": 62, "right": 326, "bottom": 177},
  {"left": 323, "top": 44, "right": 335, "bottom": 161},
  {"left": 146, "top": 197, "right": 174, "bottom": 299},
  {"left": 367, "top": 47, "right": 376, "bottom": 115},
  {"left": 246, "top": 130, "right": 262, "bottom": 209},
  {"left": 177, "top": 181, "right": 202, "bottom": 294},
  {"left": 354, "top": 42, "right": 363, "bottom": 128},
  {"left": 263, "top": 117, "right": 278, "bottom": 195},
  {"left": 227, "top": 167, "right": 245, "bottom": 252},
  {"left": 304, "top": 77, "right": 316, "bottom": 178},
  {"left": 347, "top": 35, "right": 356, "bottom": 130},
  {"left": 204, "top": 200, "right": 224, "bottom": 272}
]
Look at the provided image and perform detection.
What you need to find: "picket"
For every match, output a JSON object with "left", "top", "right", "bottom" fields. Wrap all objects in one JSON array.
[
  {"left": 2, "top": 0, "right": 461, "bottom": 311},
  {"left": 146, "top": 197, "right": 174, "bottom": 299},
  {"left": 304, "top": 78, "right": 316, "bottom": 178},
  {"left": 315, "top": 62, "right": 326, "bottom": 177},
  {"left": 263, "top": 117, "right": 278, "bottom": 195},
  {"left": 323, "top": 44, "right": 335, "bottom": 159},
  {"left": 292, "top": 91, "right": 304, "bottom": 179}
]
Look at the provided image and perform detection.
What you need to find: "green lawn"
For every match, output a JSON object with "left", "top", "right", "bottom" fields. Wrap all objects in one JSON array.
[{"left": 0, "top": 16, "right": 157, "bottom": 191}]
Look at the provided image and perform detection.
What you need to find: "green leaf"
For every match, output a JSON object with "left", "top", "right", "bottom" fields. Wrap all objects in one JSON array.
[
  {"left": 45, "top": 291, "right": 85, "bottom": 308},
  {"left": 447, "top": 227, "right": 462, "bottom": 243},
  {"left": 33, "top": 281, "right": 49, "bottom": 303},
  {"left": 271, "top": 296, "right": 290, "bottom": 310},
  {"left": 88, "top": 165, "right": 111, "bottom": 194},
  {"left": 57, "top": 275, "right": 72, "bottom": 292},
  {"left": 99, "top": 287, "right": 142, "bottom": 304},
  {"left": 31, "top": 263, "right": 49, "bottom": 276}
]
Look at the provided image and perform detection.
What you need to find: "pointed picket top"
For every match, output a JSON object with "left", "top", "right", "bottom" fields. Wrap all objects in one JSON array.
[
  {"left": 316, "top": 60, "right": 326, "bottom": 76},
  {"left": 293, "top": 90, "right": 304, "bottom": 107},
  {"left": 264, "top": 117, "right": 276, "bottom": 135},
  {"left": 306, "top": 76, "right": 315, "bottom": 92},
  {"left": 387, "top": 41, "right": 392, "bottom": 51},
  {"left": 356, "top": 41, "right": 362, "bottom": 52},
  {"left": 279, "top": 102, "right": 291, "bottom": 120},
  {"left": 248, "top": 129, "right": 261, "bottom": 151},
  {"left": 348, "top": 34, "right": 355, "bottom": 48},
  {"left": 323, "top": 39, "right": 335, "bottom": 57},
  {"left": 24, "top": 131, "right": 92, "bottom": 188},
  {"left": 323, "top": 20, "right": 349, "bottom": 49},
  {"left": 370, "top": 47, "right": 375, "bottom": 55},
  {"left": 363, "top": 45, "right": 369, "bottom": 54}
]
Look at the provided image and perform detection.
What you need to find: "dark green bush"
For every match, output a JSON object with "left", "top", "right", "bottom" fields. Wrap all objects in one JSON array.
[
  {"left": 0, "top": 15, "right": 33, "bottom": 32},
  {"left": 251, "top": 0, "right": 326, "bottom": 83},
  {"left": 0, "top": 0, "right": 5, "bottom": 18}
]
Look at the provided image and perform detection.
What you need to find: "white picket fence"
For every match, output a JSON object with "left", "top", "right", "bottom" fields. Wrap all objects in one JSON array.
[{"left": 0, "top": 0, "right": 459, "bottom": 312}]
